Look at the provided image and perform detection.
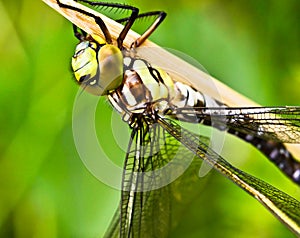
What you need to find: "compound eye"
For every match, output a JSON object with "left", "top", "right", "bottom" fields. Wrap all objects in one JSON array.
[
  {"left": 73, "top": 41, "right": 88, "bottom": 57},
  {"left": 78, "top": 75, "right": 89, "bottom": 83},
  {"left": 72, "top": 41, "right": 98, "bottom": 85},
  {"left": 74, "top": 49, "right": 84, "bottom": 58}
]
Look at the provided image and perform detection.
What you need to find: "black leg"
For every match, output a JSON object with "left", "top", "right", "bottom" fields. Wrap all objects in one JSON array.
[
  {"left": 116, "top": 11, "right": 166, "bottom": 47},
  {"left": 73, "top": 0, "right": 139, "bottom": 48},
  {"left": 73, "top": 24, "right": 87, "bottom": 40},
  {"left": 56, "top": 1, "right": 165, "bottom": 48},
  {"left": 56, "top": 0, "right": 112, "bottom": 44}
]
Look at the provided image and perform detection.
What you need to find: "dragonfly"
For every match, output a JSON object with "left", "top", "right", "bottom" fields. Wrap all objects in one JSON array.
[{"left": 54, "top": 0, "right": 300, "bottom": 237}]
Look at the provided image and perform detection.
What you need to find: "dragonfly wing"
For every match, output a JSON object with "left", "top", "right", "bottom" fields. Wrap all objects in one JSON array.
[
  {"left": 103, "top": 121, "right": 172, "bottom": 238},
  {"left": 120, "top": 121, "right": 173, "bottom": 237},
  {"left": 157, "top": 117, "right": 300, "bottom": 236},
  {"left": 173, "top": 106, "right": 300, "bottom": 143},
  {"left": 104, "top": 117, "right": 208, "bottom": 237}
]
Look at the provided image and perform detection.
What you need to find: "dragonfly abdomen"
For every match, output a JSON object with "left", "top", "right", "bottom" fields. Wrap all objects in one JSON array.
[{"left": 228, "top": 129, "right": 300, "bottom": 183}]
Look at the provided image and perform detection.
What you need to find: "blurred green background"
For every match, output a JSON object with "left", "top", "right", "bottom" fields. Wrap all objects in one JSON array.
[{"left": 0, "top": 0, "right": 300, "bottom": 237}]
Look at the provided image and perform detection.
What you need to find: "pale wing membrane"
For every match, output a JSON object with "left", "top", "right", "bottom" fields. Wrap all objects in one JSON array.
[
  {"left": 120, "top": 121, "right": 171, "bottom": 237},
  {"left": 104, "top": 118, "right": 206, "bottom": 238},
  {"left": 173, "top": 106, "right": 300, "bottom": 143},
  {"left": 157, "top": 117, "right": 300, "bottom": 236},
  {"left": 104, "top": 122, "right": 171, "bottom": 238}
]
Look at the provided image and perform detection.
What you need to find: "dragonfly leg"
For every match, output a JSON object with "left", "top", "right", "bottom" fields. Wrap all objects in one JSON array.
[
  {"left": 72, "top": 24, "right": 88, "bottom": 40},
  {"left": 56, "top": 0, "right": 113, "bottom": 43},
  {"left": 117, "top": 11, "right": 167, "bottom": 48},
  {"left": 74, "top": 0, "right": 139, "bottom": 48}
]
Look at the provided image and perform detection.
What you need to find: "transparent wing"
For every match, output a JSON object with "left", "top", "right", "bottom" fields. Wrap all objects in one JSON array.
[
  {"left": 173, "top": 106, "right": 300, "bottom": 143},
  {"left": 104, "top": 114, "right": 300, "bottom": 237},
  {"left": 119, "top": 121, "right": 171, "bottom": 237},
  {"left": 104, "top": 118, "right": 206, "bottom": 238},
  {"left": 104, "top": 120, "right": 173, "bottom": 238},
  {"left": 157, "top": 116, "right": 300, "bottom": 236}
]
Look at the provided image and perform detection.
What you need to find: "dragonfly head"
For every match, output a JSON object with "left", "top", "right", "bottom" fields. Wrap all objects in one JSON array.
[{"left": 72, "top": 34, "right": 123, "bottom": 95}]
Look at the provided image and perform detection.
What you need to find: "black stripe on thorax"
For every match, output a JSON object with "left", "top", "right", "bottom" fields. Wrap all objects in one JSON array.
[{"left": 147, "top": 67, "right": 164, "bottom": 84}]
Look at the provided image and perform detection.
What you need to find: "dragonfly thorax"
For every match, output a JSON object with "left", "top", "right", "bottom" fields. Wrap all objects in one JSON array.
[
  {"left": 108, "top": 64, "right": 173, "bottom": 122},
  {"left": 72, "top": 35, "right": 123, "bottom": 96},
  {"left": 108, "top": 56, "right": 210, "bottom": 125}
]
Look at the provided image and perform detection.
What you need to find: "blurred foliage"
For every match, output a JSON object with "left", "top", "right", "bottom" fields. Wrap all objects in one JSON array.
[{"left": 0, "top": 0, "right": 299, "bottom": 237}]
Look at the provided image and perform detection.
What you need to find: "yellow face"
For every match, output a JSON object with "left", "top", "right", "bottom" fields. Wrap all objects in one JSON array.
[{"left": 71, "top": 35, "right": 124, "bottom": 95}]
